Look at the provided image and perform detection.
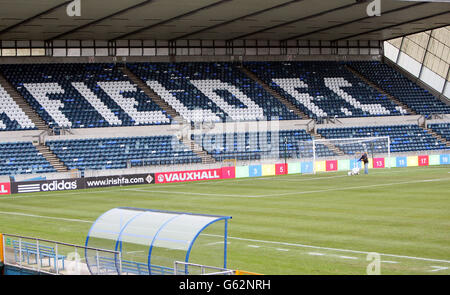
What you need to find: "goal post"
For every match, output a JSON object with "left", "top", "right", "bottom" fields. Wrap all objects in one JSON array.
[{"left": 308, "top": 136, "right": 391, "bottom": 174}]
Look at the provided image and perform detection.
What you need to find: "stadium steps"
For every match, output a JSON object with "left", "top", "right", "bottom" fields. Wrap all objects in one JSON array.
[
  {"left": 0, "top": 72, "right": 50, "bottom": 132},
  {"left": 35, "top": 144, "right": 69, "bottom": 173},
  {"left": 238, "top": 65, "right": 310, "bottom": 120},
  {"left": 344, "top": 64, "right": 417, "bottom": 115},
  {"left": 309, "top": 131, "right": 345, "bottom": 157},
  {"left": 120, "top": 66, "right": 216, "bottom": 164},
  {"left": 180, "top": 137, "right": 216, "bottom": 164},
  {"left": 120, "top": 66, "right": 185, "bottom": 124},
  {"left": 422, "top": 126, "right": 450, "bottom": 148}
]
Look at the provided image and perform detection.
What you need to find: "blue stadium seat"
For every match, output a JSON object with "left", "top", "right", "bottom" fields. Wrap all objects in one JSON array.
[
  {"left": 0, "top": 142, "right": 56, "bottom": 175},
  {"left": 347, "top": 61, "right": 450, "bottom": 116},
  {"left": 46, "top": 135, "right": 202, "bottom": 171},
  {"left": 193, "top": 129, "right": 336, "bottom": 161},
  {"left": 317, "top": 124, "right": 448, "bottom": 154},
  {"left": 428, "top": 123, "right": 450, "bottom": 142},
  {"left": 244, "top": 61, "right": 410, "bottom": 120},
  {"left": 126, "top": 62, "right": 300, "bottom": 123},
  {"left": 0, "top": 63, "right": 171, "bottom": 129}
]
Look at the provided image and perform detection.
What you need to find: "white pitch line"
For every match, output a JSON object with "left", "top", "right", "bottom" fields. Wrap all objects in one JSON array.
[
  {"left": 124, "top": 188, "right": 258, "bottom": 198},
  {"left": 0, "top": 211, "right": 92, "bottom": 223},
  {"left": 276, "top": 248, "right": 289, "bottom": 252},
  {"left": 337, "top": 255, "right": 358, "bottom": 260},
  {"left": 308, "top": 252, "right": 325, "bottom": 256},
  {"left": 205, "top": 241, "right": 229, "bottom": 246},
  {"left": 428, "top": 266, "right": 449, "bottom": 272},
  {"left": 1, "top": 211, "right": 449, "bottom": 265},
  {"left": 259, "top": 177, "right": 450, "bottom": 198},
  {"left": 224, "top": 236, "right": 450, "bottom": 264},
  {"left": 2, "top": 169, "right": 449, "bottom": 201},
  {"left": 117, "top": 177, "right": 450, "bottom": 199},
  {"left": 1, "top": 210, "right": 450, "bottom": 266}
]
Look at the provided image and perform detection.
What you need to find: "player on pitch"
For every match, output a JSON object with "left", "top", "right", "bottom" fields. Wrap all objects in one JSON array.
[{"left": 358, "top": 152, "right": 369, "bottom": 175}]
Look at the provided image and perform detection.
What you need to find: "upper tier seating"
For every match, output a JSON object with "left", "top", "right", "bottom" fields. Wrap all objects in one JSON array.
[
  {"left": 127, "top": 62, "right": 300, "bottom": 123},
  {"left": 46, "top": 135, "right": 202, "bottom": 172},
  {"left": 0, "top": 84, "right": 36, "bottom": 131},
  {"left": 0, "top": 63, "right": 170, "bottom": 129},
  {"left": 244, "top": 61, "right": 409, "bottom": 120},
  {"left": 0, "top": 142, "right": 56, "bottom": 176},
  {"left": 193, "top": 129, "right": 336, "bottom": 161},
  {"left": 348, "top": 61, "right": 450, "bottom": 116},
  {"left": 317, "top": 125, "right": 448, "bottom": 154},
  {"left": 428, "top": 123, "right": 450, "bottom": 142}
]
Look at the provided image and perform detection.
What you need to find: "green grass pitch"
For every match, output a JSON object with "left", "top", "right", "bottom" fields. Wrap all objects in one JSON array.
[{"left": 1, "top": 166, "right": 449, "bottom": 275}]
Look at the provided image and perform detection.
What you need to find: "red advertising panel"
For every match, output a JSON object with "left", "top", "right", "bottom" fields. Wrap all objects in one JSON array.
[
  {"left": 373, "top": 158, "right": 385, "bottom": 169},
  {"left": 325, "top": 160, "right": 338, "bottom": 171},
  {"left": 155, "top": 168, "right": 222, "bottom": 184},
  {"left": 0, "top": 182, "right": 11, "bottom": 195},
  {"left": 275, "top": 163, "right": 287, "bottom": 175},
  {"left": 221, "top": 166, "right": 236, "bottom": 179},
  {"left": 418, "top": 155, "right": 429, "bottom": 166}
]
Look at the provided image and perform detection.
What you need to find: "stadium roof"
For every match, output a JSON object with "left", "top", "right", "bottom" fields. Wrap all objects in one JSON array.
[{"left": 0, "top": 0, "right": 449, "bottom": 42}]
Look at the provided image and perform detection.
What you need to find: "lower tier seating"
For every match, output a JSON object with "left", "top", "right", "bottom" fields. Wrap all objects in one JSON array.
[
  {"left": 348, "top": 61, "right": 450, "bottom": 116},
  {"left": 193, "top": 129, "right": 336, "bottom": 161},
  {"left": 428, "top": 123, "right": 450, "bottom": 142},
  {"left": 46, "top": 135, "right": 202, "bottom": 171},
  {"left": 0, "top": 142, "right": 56, "bottom": 176},
  {"left": 317, "top": 125, "right": 448, "bottom": 154}
]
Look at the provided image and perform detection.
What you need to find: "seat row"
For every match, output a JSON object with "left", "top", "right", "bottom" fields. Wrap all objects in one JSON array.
[
  {"left": 46, "top": 135, "right": 202, "bottom": 171},
  {"left": 0, "top": 142, "right": 56, "bottom": 176}
]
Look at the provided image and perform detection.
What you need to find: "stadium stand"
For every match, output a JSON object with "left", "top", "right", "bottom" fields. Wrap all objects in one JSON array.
[
  {"left": 46, "top": 135, "right": 202, "bottom": 172},
  {"left": 0, "top": 63, "right": 171, "bottom": 130},
  {"left": 317, "top": 125, "right": 448, "bottom": 154},
  {"left": 0, "top": 61, "right": 448, "bottom": 176},
  {"left": 428, "top": 123, "right": 450, "bottom": 142},
  {"left": 347, "top": 61, "right": 450, "bottom": 116},
  {"left": 0, "top": 84, "right": 36, "bottom": 131},
  {"left": 243, "top": 61, "right": 409, "bottom": 120},
  {"left": 193, "top": 129, "right": 336, "bottom": 161},
  {"left": 0, "top": 142, "right": 56, "bottom": 176},
  {"left": 126, "top": 62, "right": 300, "bottom": 123}
]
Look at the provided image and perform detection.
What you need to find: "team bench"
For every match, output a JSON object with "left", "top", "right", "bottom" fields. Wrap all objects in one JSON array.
[{"left": 12, "top": 240, "right": 66, "bottom": 270}]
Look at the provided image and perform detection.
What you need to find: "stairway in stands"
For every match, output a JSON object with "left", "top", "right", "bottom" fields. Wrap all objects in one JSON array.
[
  {"left": 238, "top": 65, "right": 310, "bottom": 120},
  {"left": 0, "top": 72, "right": 70, "bottom": 173},
  {"left": 422, "top": 126, "right": 450, "bottom": 148},
  {"left": 345, "top": 64, "right": 416, "bottom": 115},
  {"left": 121, "top": 66, "right": 183, "bottom": 123},
  {"left": 35, "top": 145, "right": 69, "bottom": 173},
  {"left": 309, "top": 130, "right": 345, "bottom": 157},
  {"left": 181, "top": 136, "right": 216, "bottom": 164},
  {"left": 0, "top": 73, "right": 50, "bottom": 131}
]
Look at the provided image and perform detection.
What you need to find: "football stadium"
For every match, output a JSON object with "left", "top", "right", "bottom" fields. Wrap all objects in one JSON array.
[{"left": 0, "top": 0, "right": 449, "bottom": 278}]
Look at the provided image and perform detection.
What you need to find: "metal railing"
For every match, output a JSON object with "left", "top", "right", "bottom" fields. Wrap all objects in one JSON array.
[
  {"left": 1, "top": 233, "right": 121, "bottom": 275},
  {"left": 174, "top": 261, "right": 234, "bottom": 275}
]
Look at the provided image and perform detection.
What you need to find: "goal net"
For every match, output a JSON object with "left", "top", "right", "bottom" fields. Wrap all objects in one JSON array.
[{"left": 294, "top": 136, "right": 391, "bottom": 174}]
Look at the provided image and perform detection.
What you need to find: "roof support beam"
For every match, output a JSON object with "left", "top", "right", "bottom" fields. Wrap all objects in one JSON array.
[
  {"left": 47, "top": 0, "right": 157, "bottom": 41},
  {"left": 227, "top": 1, "right": 360, "bottom": 41},
  {"left": 332, "top": 10, "right": 450, "bottom": 42},
  {"left": 0, "top": 1, "right": 73, "bottom": 36},
  {"left": 169, "top": 0, "right": 302, "bottom": 42},
  {"left": 109, "top": 0, "right": 231, "bottom": 42},
  {"left": 382, "top": 23, "right": 450, "bottom": 42},
  {"left": 281, "top": 2, "right": 426, "bottom": 42}
]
